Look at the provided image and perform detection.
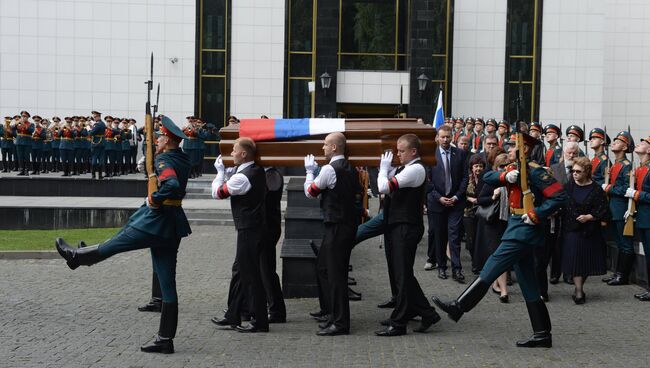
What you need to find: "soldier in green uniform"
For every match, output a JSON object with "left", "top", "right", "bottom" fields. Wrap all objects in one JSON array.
[
  {"left": 626, "top": 136, "right": 650, "bottom": 301},
  {"left": 71, "top": 117, "right": 83, "bottom": 175},
  {"left": 55, "top": 116, "right": 192, "bottom": 354},
  {"left": 2, "top": 116, "right": 17, "bottom": 172},
  {"left": 121, "top": 120, "right": 132, "bottom": 175},
  {"left": 42, "top": 119, "right": 52, "bottom": 173},
  {"left": 543, "top": 124, "right": 562, "bottom": 167},
  {"left": 529, "top": 122, "right": 545, "bottom": 165},
  {"left": 78, "top": 117, "right": 90, "bottom": 174},
  {"left": 14, "top": 111, "right": 35, "bottom": 176},
  {"left": 90, "top": 111, "right": 106, "bottom": 179},
  {"left": 51, "top": 117, "right": 61, "bottom": 172},
  {"left": 103, "top": 116, "right": 116, "bottom": 178},
  {"left": 432, "top": 132, "right": 567, "bottom": 348},
  {"left": 565, "top": 125, "right": 586, "bottom": 157},
  {"left": 29, "top": 116, "right": 45, "bottom": 175},
  {"left": 112, "top": 119, "right": 123, "bottom": 177},
  {"left": 602, "top": 131, "right": 635, "bottom": 286},
  {"left": 59, "top": 118, "right": 76, "bottom": 176},
  {"left": 588, "top": 128, "right": 611, "bottom": 186}
]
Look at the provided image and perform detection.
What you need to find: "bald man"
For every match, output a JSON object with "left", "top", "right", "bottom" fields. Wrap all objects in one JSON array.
[{"left": 304, "top": 132, "right": 362, "bottom": 336}]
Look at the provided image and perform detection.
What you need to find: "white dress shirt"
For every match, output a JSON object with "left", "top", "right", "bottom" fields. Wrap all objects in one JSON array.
[
  {"left": 211, "top": 161, "right": 253, "bottom": 199},
  {"left": 378, "top": 157, "right": 426, "bottom": 194},
  {"left": 304, "top": 155, "right": 344, "bottom": 198}
]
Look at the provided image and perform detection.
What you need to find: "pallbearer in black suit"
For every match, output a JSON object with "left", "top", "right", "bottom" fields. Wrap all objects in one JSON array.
[
  {"left": 261, "top": 166, "right": 287, "bottom": 322},
  {"left": 211, "top": 138, "right": 269, "bottom": 333},
  {"left": 375, "top": 134, "right": 441, "bottom": 336},
  {"left": 304, "top": 132, "right": 361, "bottom": 336}
]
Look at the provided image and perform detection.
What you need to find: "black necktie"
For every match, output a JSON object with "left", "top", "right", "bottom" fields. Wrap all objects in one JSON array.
[{"left": 444, "top": 151, "right": 452, "bottom": 195}]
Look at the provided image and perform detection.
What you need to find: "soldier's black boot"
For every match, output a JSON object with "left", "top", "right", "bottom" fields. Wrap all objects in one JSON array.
[
  {"left": 55, "top": 238, "right": 105, "bottom": 270},
  {"left": 141, "top": 302, "right": 177, "bottom": 354},
  {"left": 516, "top": 300, "right": 552, "bottom": 348},
  {"left": 608, "top": 252, "right": 634, "bottom": 286},
  {"left": 62, "top": 164, "right": 69, "bottom": 176},
  {"left": 91, "top": 165, "right": 96, "bottom": 179},
  {"left": 431, "top": 277, "right": 490, "bottom": 322},
  {"left": 139, "top": 272, "right": 163, "bottom": 312},
  {"left": 30, "top": 162, "right": 38, "bottom": 175},
  {"left": 114, "top": 163, "right": 120, "bottom": 176},
  {"left": 98, "top": 165, "right": 104, "bottom": 180}
]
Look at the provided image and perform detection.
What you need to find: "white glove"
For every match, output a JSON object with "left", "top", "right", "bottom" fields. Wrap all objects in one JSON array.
[
  {"left": 380, "top": 151, "right": 394, "bottom": 172},
  {"left": 521, "top": 214, "right": 535, "bottom": 225},
  {"left": 137, "top": 156, "right": 145, "bottom": 173},
  {"left": 624, "top": 210, "right": 632, "bottom": 222},
  {"left": 471, "top": 148, "right": 477, "bottom": 154},
  {"left": 145, "top": 196, "right": 157, "bottom": 208},
  {"left": 304, "top": 154, "right": 318, "bottom": 173},
  {"left": 625, "top": 188, "right": 636, "bottom": 199},
  {"left": 213, "top": 155, "right": 224, "bottom": 173},
  {"left": 505, "top": 170, "right": 519, "bottom": 184},
  {"left": 601, "top": 183, "right": 608, "bottom": 191},
  {"left": 225, "top": 167, "right": 236, "bottom": 177}
]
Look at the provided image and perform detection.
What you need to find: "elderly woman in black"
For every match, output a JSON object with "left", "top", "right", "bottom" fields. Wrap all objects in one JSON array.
[{"left": 562, "top": 156, "right": 609, "bottom": 304}]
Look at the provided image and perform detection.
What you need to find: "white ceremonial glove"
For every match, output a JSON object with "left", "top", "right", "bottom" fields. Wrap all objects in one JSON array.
[
  {"left": 145, "top": 196, "right": 156, "bottom": 208},
  {"left": 304, "top": 154, "right": 318, "bottom": 173},
  {"left": 505, "top": 170, "right": 519, "bottom": 184},
  {"left": 625, "top": 188, "right": 636, "bottom": 199},
  {"left": 213, "top": 155, "right": 225, "bottom": 173},
  {"left": 521, "top": 214, "right": 535, "bottom": 225},
  {"left": 624, "top": 210, "right": 632, "bottom": 222},
  {"left": 380, "top": 151, "right": 394, "bottom": 172},
  {"left": 601, "top": 183, "right": 608, "bottom": 191},
  {"left": 471, "top": 148, "right": 477, "bottom": 154},
  {"left": 137, "top": 156, "right": 145, "bottom": 173},
  {"left": 225, "top": 167, "right": 236, "bottom": 177}
]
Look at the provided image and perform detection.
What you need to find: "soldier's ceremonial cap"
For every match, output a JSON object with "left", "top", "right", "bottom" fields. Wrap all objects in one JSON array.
[
  {"left": 566, "top": 125, "right": 584, "bottom": 141},
  {"left": 91, "top": 111, "right": 101, "bottom": 115},
  {"left": 529, "top": 122, "right": 542, "bottom": 132},
  {"left": 614, "top": 131, "right": 634, "bottom": 153},
  {"left": 544, "top": 124, "right": 562, "bottom": 136},
  {"left": 589, "top": 128, "right": 610, "bottom": 144},
  {"left": 20, "top": 111, "right": 30, "bottom": 117},
  {"left": 157, "top": 115, "right": 188, "bottom": 141}
]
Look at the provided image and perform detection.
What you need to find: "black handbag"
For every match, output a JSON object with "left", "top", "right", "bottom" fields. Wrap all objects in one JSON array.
[{"left": 476, "top": 201, "right": 499, "bottom": 223}]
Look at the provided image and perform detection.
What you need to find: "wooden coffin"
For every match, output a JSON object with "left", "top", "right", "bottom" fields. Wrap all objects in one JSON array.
[{"left": 218, "top": 118, "right": 437, "bottom": 167}]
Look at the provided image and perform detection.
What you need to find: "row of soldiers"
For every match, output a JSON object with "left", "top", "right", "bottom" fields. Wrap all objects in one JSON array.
[
  {"left": 446, "top": 116, "right": 649, "bottom": 301},
  {"left": 1, "top": 111, "right": 141, "bottom": 178}
]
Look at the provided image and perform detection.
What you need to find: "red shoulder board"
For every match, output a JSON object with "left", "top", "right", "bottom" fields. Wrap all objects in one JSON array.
[
  {"left": 610, "top": 162, "right": 623, "bottom": 184},
  {"left": 636, "top": 166, "right": 650, "bottom": 191}
]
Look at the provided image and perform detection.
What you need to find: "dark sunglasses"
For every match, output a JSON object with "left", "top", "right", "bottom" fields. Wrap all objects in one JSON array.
[{"left": 570, "top": 169, "right": 584, "bottom": 174}]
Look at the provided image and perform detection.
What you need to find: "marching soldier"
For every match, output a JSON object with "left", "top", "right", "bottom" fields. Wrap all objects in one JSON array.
[
  {"left": 374, "top": 134, "right": 441, "bottom": 336},
  {"left": 625, "top": 136, "right": 650, "bottom": 301},
  {"left": 589, "top": 128, "right": 611, "bottom": 186},
  {"left": 51, "top": 117, "right": 61, "bottom": 172},
  {"left": 89, "top": 111, "right": 106, "bottom": 180},
  {"left": 59, "top": 118, "right": 76, "bottom": 176},
  {"left": 14, "top": 111, "right": 35, "bottom": 176},
  {"left": 433, "top": 132, "right": 567, "bottom": 348},
  {"left": 55, "top": 115, "right": 192, "bottom": 354},
  {"left": 602, "top": 131, "right": 635, "bottom": 286},
  {"left": 543, "top": 124, "right": 562, "bottom": 167},
  {"left": 211, "top": 138, "right": 270, "bottom": 333}
]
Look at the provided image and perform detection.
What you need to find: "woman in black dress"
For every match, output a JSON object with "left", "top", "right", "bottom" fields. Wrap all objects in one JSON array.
[
  {"left": 562, "top": 156, "right": 609, "bottom": 304},
  {"left": 464, "top": 155, "right": 486, "bottom": 274}
]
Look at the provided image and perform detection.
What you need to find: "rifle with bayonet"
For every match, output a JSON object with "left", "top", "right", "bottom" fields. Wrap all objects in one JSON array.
[
  {"left": 623, "top": 125, "right": 635, "bottom": 236},
  {"left": 604, "top": 126, "right": 611, "bottom": 187},
  {"left": 152, "top": 83, "right": 160, "bottom": 121},
  {"left": 583, "top": 122, "right": 589, "bottom": 159},
  {"left": 144, "top": 53, "right": 157, "bottom": 199}
]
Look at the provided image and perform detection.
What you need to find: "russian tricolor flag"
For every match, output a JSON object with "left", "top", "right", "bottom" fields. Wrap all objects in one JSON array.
[{"left": 239, "top": 118, "right": 345, "bottom": 141}]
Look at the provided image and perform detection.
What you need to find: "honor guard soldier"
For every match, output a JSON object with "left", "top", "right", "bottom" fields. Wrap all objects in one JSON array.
[
  {"left": 104, "top": 116, "right": 116, "bottom": 177},
  {"left": 51, "top": 117, "right": 61, "bottom": 172},
  {"left": 90, "top": 111, "right": 106, "bottom": 179},
  {"left": 1, "top": 116, "right": 15, "bottom": 172},
  {"left": 433, "top": 132, "right": 567, "bottom": 348},
  {"left": 303, "top": 132, "right": 361, "bottom": 336},
  {"left": 120, "top": 120, "right": 132, "bottom": 175},
  {"left": 497, "top": 120, "right": 510, "bottom": 147},
  {"left": 529, "top": 122, "right": 545, "bottom": 165},
  {"left": 566, "top": 125, "right": 586, "bottom": 157},
  {"left": 625, "top": 136, "right": 650, "bottom": 301},
  {"left": 59, "top": 118, "right": 76, "bottom": 176},
  {"left": 15, "top": 111, "right": 35, "bottom": 176},
  {"left": 602, "top": 131, "right": 635, "bottom": 286},
  {"left": 55, "top": 116, "right": 192, "bottom": 354},
  {"left": 375, "top": 134, "right": 442, "bottom": 336},
  {"left": 543, "top": 124, "right": 562, "bottom": 167},
  {"left": 211, "top": 137, "right": 270, "bottom": 333},
  {"left": 485, "top": 118, "right": 497, "bottom": 136},
  {"left": 452, "top": 118, "right": 464, "bottom": 145},
  {"left": 470, "top": 118, "right": 484, "bottom": 153},
  {"left": 128, "top": 119, "right": 138, "bottom": 173},
  {"left": 30, "top": 116, "right": 45, "bottom": 175},
  {"left": 589, "top": 128, "right": 611, "bottom": 186}
]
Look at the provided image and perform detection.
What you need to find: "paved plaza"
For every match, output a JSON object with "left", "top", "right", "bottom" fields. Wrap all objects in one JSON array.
[{"left": 1, "top": 224, "right": 648, "bottom": 368}]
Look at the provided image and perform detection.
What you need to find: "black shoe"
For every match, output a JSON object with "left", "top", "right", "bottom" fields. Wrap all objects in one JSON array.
[
  {"left": 211, "top": 317, "right": 238, "bottom": 327},
  {"left": 607, "top": 274, "right": 629, "bottom": 286},
  {"left": 377, "top": 298, "right": 396, "bottom": 309},
  {"left": 438, "top": 269, "right": 448, "bottom": 280},
  {"left": 602, "top": 274, "right": 616, "bottom": 283},
  {"left": 379, "top": 319, "right": 391, "bottom": 326},
  {"left": 516, "top": 332, "right": 552, "bottom": 348},
  {"left": 413, "top": 313, "right": 441, "bottom": 333},
  {"left": 318, "top": 321, "right": 331, "bottom": 330},
  {"left": 375, "top": 325, "right": 406, "bottom": 337},
  {"left": 317, "top": 324, "right": 348, "bottom": 336},
  {"left": 638, "top": 292, "right": 650, "bottom": 301},
  {"left": 140, "top": 335, "right": 174, "bottom": 354},
  {"left": 235, "top": 323, "right": 268, "bottom": 333},
  {"left": 452, "top": 270, "right": 465, "bottom": 283},
  {"left": 634, "top": 290, "right": 650, "bottom": 299},
  {"left": 431, "top": 297, "right": 463, "bottom": 322},
  {"left": 572, "top": 293, "right": 586, "bottom": 305},
  {"left": 314, "top": 314, "right": 330, "bottom": 323},
  {"left": 348, "top": 277, "right": 357, "bottom": 286},
  {"left": 348, "top": 288, "right": 362, "bottom": 301},
  {"left": 268, "top": 315, "right": 286, "bottom": 324},
  {"left": 309, "top": 310, "right": 327, "bottom": 318},
  {"left": 499, "top": 295, "right": 509, "bottom": 303},
  {"left": 471, "top": 268, "right": 480, "bottom": 275},
  {"left": 549, "top": 277, "right": 559, "bottom": 285},
  {"left": 540, "top": 293, "right": 549, "bottom": 302},
  {"left": 138, "top": 298, "right": 162, "bottom": 312}
]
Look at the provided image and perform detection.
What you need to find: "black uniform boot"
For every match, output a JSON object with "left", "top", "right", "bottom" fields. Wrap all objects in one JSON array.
[
  {"left": 61, "top": 164, "right": 69, "bottom": 176},
  {"left": 608, "top": 252, "right": 634, "bottom": 286},
  {"left": 138, "top": 272, "right": 163, "bottom": 312},
  {"left": 431, "top": 277, "right": 490, "bottom": 322},
  {"left": 516, "top": 300, "right": 552, "bottom": 348},
  {"left": 91, "top": 165, "right": 96, "bottom": 179},
  {"left": 98, "top": 165, "right": 104, "bottom": 180},
  {"left": 30, "top": 162, "right": 38, "bottom": 175},
  {"left": 113, "top": 163, "right": 120, "bottom": 176},
  {"left": 55, "top": 238, "right": 105, "bottom": 270},
  {"left": 141, "top": 302, "right": 177, "bottom": 354}
]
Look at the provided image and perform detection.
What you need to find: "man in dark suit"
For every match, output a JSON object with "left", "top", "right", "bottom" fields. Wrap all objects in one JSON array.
[{"left": 427, "top": 125, "right": 469, "bottom": 282}]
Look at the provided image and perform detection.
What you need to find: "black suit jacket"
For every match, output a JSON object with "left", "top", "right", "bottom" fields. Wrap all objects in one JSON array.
[
  {"left": 550, "top": 161, "right": 570, "bottom": 186},
  {"left": 427, "top": 146, "right": 469, "bottom": 212}
]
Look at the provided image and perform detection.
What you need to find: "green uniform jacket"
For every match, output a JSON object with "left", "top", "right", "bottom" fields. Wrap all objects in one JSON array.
[
  {"left": 90, "top": 121, "right": 105, "bottom": 146},
  {"left": 591, "top": 152, "right": 609, "bottom": 186},
  {"left": 604, "top": 157, "right": 631, "bottom": 221},
  {"left": 127, "top": 148, "right": 192, "bottom": 240},
  {"left": 483, "top": 161, "right": 567, "bottom": 246},
  {"left": 13, "top": 122, "right": 35, "bottom": 146}
]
